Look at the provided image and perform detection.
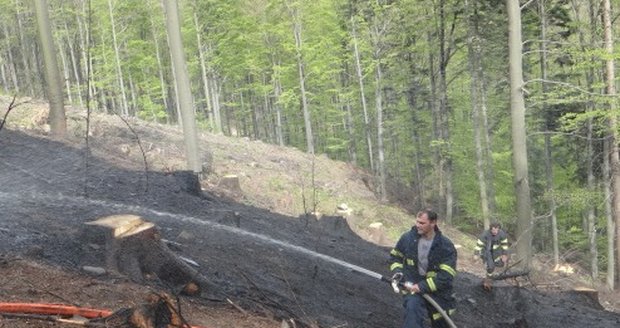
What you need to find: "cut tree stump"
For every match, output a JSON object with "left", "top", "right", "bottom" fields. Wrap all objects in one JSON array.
[
  {"left": 90, "top": 293, "right": 187, "bottom": 328},
  {"left": 571, "top": 287, "right": 603, "bottom": 309},
  {"left": 217, "top": 175, "right": 242, "bottom": 195},
  {"left": 83, "top": 214, "right": 218, "bottom": 298}
]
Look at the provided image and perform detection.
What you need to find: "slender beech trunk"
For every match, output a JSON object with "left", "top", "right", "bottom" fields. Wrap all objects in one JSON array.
[
  {"left": 289, "top": 2, "right": 314, "bottom": 154},
  {"left": 210, "top": 75, "right": 223, "bottom": 133},
  {"left": 571, "top": 0, "right": 598, "bottom": 278},
  {"left": 602, "top": 0, "right": 619, "bottom": 289},
  {"left": 507, "top": 0, "right": 533, "bottom": 269},
  {"left": 34, "top": 0, "right": 66, "bottom": 138},
  {"left": 426, "top": 14, "right": 442, "bottom": 207},
  {"left": 1, "top": 64, "right": 8, "bottom": 93},
  {"left": 375, "top": 60, "right": 387, "bottom": 200},
  {"left": 58, "top": 44, "right": 73, "bottom": 105},
  {"left": 273, "top": 71, "right": 285, "bottom": 146},
  {"left": 76, "top": 0, "right": 95, "bottom": 107},
  {"left": 438, "top": 0, "right": 454, "bottom": 223},
  {"left": 192, "top": 9, "right": 214, "bottom": 128},
  {"left": 341, "top": 67, "right": 357, "bottom": 165},
  {"left": 3, "top": 24, "right": 20, "bottom": 94},
  {"left": 147, "top": 0, "right": 170, "bottom": 122},
  {"left": 539, "top": 0, "right": 561, "bottom": 269},
  {"left": 65, "top": 22, "right": 84, "bottom": 109},
  {"left": 15, "top": 0, "right": 35, "bottom": 96},
  {"left": 465, "top": 0, "right": 490, "bottom": 229},
  {"left": 351, "top": 17, "right": 374, "bottom": 171},
  {"left": 107, "top": 0, "right": 128, "bottom": 116},
  {"left": 163, "top": 0, "right": 201, "bottom": 173},
  {"left": 604, "top": 139, "right": 616, "bottom": 289}
]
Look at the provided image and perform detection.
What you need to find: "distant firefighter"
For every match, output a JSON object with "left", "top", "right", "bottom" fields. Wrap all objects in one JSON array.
[{"left": 474, "top": 222, "right": 509, "bottom": 276}]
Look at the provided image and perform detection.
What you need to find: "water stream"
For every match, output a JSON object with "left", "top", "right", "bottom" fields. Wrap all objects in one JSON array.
[{"left": 0, "top": 191, "right": 386, "bottom": 281}]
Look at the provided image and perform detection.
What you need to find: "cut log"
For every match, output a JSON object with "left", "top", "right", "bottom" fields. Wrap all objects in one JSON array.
[{"left": 83, "top": 215, "right": 219, "bottom": 299}]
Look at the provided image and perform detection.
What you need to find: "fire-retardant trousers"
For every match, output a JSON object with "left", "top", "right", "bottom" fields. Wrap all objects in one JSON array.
[{"left": 402, "top": 293, "right": 451, "bottom": 328}]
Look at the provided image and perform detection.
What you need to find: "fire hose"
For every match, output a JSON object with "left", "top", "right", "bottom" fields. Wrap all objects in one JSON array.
[{"left": 379, "top": 276, "right": 458, "bottom": 328}]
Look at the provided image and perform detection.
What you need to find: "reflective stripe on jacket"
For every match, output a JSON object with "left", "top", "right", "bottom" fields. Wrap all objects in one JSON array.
[
  {"left": 474, "top": 229, "right": 509, "bottom": 259},
  {"left": 388, "top": 227, "right": 457, "bottom": 310}
]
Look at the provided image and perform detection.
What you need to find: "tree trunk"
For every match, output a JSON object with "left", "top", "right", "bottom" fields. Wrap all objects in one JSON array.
[
  {"left": 65, "top": 21, "right": 84, "bottom": 109},
  {"left": 351, "top": 18, "right": 374, "bottom": 171},
  {"left": 15, "top": 0, "right": 35, "bottom": 96},
  {"left": 604, "top": 139, "right": 616, "bottom": 289},
  {"left": 2, "top": 24, "right": 20, "bottom": 94},
  {"left": 58, "top": 43, "right": 73, "bottom": 105},
  {"left": 193, "top": 10, "right": 214, "bottom": 129},
  {"left": 108, "top": 0, "right": 129, "bottom": 116},
  {"left": 210, "top": 74, "right": 223, "bottom": 133},
  {"left": 426, "top": 16, "right": 442, "bottom": 208},
  {"left": 602, "top": 0, "right": 619, "bottom": 289},
  {"left": 507, "top": 0, "right": 533, "bottom": 269},
  {"left": 163, "top": 0, "right": 201, "bottom": 173},
  {"left": 289, "top": 1, "right": 314, "bottom": 154},
  {"left": 374, "top": 61, "right": 387, "bottom": 200},
  {"left": 465, "top": 0, "right": 490, "bottom": 229},
  {"left": 273, "top": 71, "right": 285, "bottom": 146},
  {"left": 539, "top": 0, "right": 560, "bottom": 269},
  {"left": 34, "top": 0, "right": 66, "bottom": 139},
  {"left": 76, "top": 0, "right": 95, "bottom": 107},
  {"left": 438, "top": 0, "right": 454, "bottom": 223}
]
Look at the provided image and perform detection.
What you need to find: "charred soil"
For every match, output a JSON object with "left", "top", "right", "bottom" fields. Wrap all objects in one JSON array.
[{"left": 1, "top": 103, "right": 619, "bottom": 328}]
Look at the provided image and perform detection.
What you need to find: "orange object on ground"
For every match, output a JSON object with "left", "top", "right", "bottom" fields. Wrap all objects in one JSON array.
[
  {"left": 0, "top": 302, "right": 112, "bottom": 318},
  {"left": 0, "top": 302, "right": 210, "bottom": 328}
]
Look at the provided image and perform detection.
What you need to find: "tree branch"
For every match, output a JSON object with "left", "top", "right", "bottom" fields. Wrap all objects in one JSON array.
[
  {"left": 524, "top": 78, "right": 613, "bottom": 97},
  {"left": 0, "top": 96, "right": 28, "bottom": 133}
]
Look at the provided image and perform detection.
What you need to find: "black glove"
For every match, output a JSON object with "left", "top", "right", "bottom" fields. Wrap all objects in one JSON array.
[{"left": 391, "top": 272, "right": 403, "bottom": 282}]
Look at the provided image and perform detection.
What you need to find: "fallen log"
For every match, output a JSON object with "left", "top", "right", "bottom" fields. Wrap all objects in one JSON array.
[{"left": 488, "top": 269, "right": 530, "bottom": 280}]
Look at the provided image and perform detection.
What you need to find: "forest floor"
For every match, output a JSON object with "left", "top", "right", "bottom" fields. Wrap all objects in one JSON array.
[{"left": 1, "top": 96, "right": 620, "bottom": 328}]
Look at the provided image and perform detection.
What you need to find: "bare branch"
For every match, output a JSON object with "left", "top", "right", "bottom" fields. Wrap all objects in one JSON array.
[
  {"left": 524, "top": 78, "right": 612, "bottom": 97},
  {"left": 0, "top": 96, "right": 29, "bottom": 133}
]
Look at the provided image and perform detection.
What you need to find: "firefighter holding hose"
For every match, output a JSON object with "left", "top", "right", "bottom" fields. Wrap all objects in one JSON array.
[{"left": 388, "top": 209, "right": 457, "bottom": 328}]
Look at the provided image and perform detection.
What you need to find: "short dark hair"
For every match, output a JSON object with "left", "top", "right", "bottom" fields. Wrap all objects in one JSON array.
[
  {"left": 490, "top": 222, "right": 501, "bottom": 229},
  {"left": 418, "top": 209, "right": 438, "bottom": 222}
]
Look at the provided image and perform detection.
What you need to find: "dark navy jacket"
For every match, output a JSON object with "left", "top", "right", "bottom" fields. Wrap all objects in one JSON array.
[{"left": 389, "top": 227, "right": 457, "bottom": 310}]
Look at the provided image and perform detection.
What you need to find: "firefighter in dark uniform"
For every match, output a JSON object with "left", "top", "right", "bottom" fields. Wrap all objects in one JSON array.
[
  {"left": 474, "top": 222, "right": 509, "bottom": 275},
  {"left": 389, "top": 209, "right": 457, "bottom": 328}
]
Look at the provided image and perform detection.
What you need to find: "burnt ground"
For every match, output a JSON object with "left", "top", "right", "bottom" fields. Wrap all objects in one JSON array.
[{"left": 1, "top": 105, "right": 620, "bottom": 327}]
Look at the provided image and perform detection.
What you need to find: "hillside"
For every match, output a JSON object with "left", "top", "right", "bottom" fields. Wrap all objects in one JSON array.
[{"left": 1, "top": 97, "right": 620, "bottom": 327}]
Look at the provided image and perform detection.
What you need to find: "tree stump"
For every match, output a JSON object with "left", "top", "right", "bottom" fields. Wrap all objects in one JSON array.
[
  {"left": 90, "top": 293, "right": 186, "bottom": 328},
  {"left": 83, "top": 215, "right": 217, "bottom": 298},
  {"left": 572, "top": 287, "right": 603, "bottom": 310},
  {"left": 218, "top": 174, "right": 242, "bottom": 195}
]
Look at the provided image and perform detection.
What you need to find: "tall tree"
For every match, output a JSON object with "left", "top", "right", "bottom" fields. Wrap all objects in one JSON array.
[
  {"left": 162, "top": 0, "right": 200, "bottom": 173},
  {"left": 34, "top": 0, "right": 66, "bottom": 138},
  {"left": 286, "top": 0, "right": 314, "bottom": 154},
  {"left": 465, "top": 0, "right": 491, "bottom": 229},
  {"left": 538, "top": 0, "right": 560, "bottom": 270},
  {"left": 107, "top": 0, "right": 128, "bottom": 116},
  {"left": 507, "top": 0, "right": 533, "bottom": 269},
  {"left": 350, "top": 15, "right": 374, "bottom": 172},
  {"left": 602, "top": 0, "right": 619, "bottom": 289}
]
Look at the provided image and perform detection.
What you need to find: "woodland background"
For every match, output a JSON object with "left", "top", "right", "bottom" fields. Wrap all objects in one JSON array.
[{"left": 2, "top": 0, "right": 620, "bottom": 291}]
